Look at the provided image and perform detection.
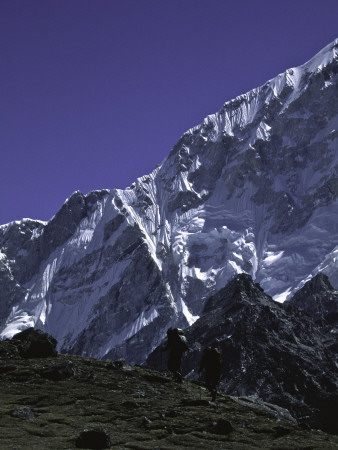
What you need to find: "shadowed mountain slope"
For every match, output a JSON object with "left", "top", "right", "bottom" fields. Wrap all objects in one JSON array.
[
  {"left": 285, "top": 272, "right": 338, "bottom": 327},
  {"left": 146, "top": 274, "right": 338, "bottom": 434}
]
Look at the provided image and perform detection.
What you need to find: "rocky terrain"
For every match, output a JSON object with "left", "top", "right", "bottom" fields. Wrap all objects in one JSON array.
[
  {"left": 146, "top": 273, "right": 338, "bottom": 435},
  {"left": 1, "top": 332, "right": 338, "bottom": 450}
]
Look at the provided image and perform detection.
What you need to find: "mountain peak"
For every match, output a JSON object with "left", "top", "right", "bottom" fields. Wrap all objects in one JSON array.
[
  {"left": 203, "top": 273, "right": 267, "bottom": 313},
  {"left": 301, "top": 37, "right": 338, "bottom": 73},
  {"left": 1, "top": 39, "right": 338, "bottom": 366},
  {"left": 285, "top": 272, "right": 338, "bottom": 325}
]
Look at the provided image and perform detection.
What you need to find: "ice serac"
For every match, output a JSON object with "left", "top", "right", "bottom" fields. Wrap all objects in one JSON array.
[{"left": 0, "top": 39, "right": 338, "bottom": 362}]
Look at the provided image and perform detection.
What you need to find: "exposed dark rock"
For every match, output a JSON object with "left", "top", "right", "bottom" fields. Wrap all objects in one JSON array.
[
  {"left": 0, "top": 219, "right": 46, "bottom": 286},
  {"left": 12, "top": 328, "right": 57, "bottom": 358},
  {"left": 0, "top": 364, "right": 16, "bottom": 374},
  {"left": 75, "top": 428, "right": 111, "bottom": 449},
  {"left": 0, "top": 339, "right": 20, "bottom": 360},
  {"left": 105, "top": 359, "right": 125, "bottom": 370},
  {"left": 285, "top": 272, "right": 338, "bottom": 326},
  {"left": 11, "top": 406, "right": 35, "bottom": 421},
  {"left": 168, "top": 191, "right": 206, "bottom": 213},
  {"left": 85, "top": 190, "right": 110, "bottom": 210},
  {"left": 212, "top": 418, "right": 234, "bottom": 434},
  {"left": 122, "top": 400, "right": 140, "bottom": 409},
  {"left": 63, "top": 224, "right": 178, "bottom": 365},
  {"left": 273, "top": 425, "right": 292, "bottom": 437},
  {"left": 103, "top": 214, "right": 125, "bottom": 241},
  {"left": 40, "top": 191, "right": 87, "bottom": 261},
  {"left": 0, "top": 190, "right": 109, "bottom": 304},
  {"left": 0, "top": 252, "right": 27, "bottom": 322},
  {"left": 202, "top": 272, "right": 266, "bottom": 314},
  {"left": 40, "top": 361, "right": 76, "bottom": 380},
  {"left": 146, "top": 273, "right": 338, "bottom": 434}
]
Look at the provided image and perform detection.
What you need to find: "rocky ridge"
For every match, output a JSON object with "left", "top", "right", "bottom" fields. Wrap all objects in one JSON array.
[
  {"left": 146, "top": 273, "right": 338, "bottom": 434},
  {"left": 285, "top": 272, "right": 338, "bottom": 328}
]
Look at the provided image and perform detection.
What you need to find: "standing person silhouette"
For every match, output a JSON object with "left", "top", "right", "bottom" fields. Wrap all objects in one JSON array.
[
  {"left": 198, "top": 344, "right": 221, "bottom": 401},
  {"left": 162, "top": 328, "right": 188, "bottom": 382}
]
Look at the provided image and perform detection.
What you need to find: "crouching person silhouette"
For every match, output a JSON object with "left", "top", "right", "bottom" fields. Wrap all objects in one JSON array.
[
  {"left": 162, "top": 328, "right": 189, "bottom": 382},
  {"left": 198, "top": 345, "right": 221, "bottom": 401}
]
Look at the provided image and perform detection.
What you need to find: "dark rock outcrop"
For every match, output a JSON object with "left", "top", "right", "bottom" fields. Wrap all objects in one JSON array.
[
  {"left": 1, "top": 328, "right": 58, "bottom": 359},
  {"left": 39, "top": 361, "right": 76, "bottom": 380},
  {"left": 11, "top": 406, "right": 35, "bottom": 421},
  {"left": 212, "top": 418, "right": 234, "bottom": 435},
  {"left": 75, "top": 428, "right": 111, "bottom": 449},
  {"left": 285, "top": 272, "right": 338, "bottom": 326},
  {"left": 146, "top": 273, "right": 338, "bottom": 434},
  {"left": 0, "top": 339, "right": 21, "bottom": 360}
]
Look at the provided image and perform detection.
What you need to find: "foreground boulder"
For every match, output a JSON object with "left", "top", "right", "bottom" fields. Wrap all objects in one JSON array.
[
  {"left": 11, "top": 328, "right": 57, "bottom": 358},
  {"left": 75, "top": 428, "right": 111, "bottom": 449},
  {"left": 11, "top": 406, "right": 35, "bottom": 421}
]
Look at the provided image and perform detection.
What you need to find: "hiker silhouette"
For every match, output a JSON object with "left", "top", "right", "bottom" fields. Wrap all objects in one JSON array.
[
  {"left": 198, "top": 345, "right": 221, "bottom": 401},
  {"left": 162, "top": 328, "right": 188, "bottom": 382}
]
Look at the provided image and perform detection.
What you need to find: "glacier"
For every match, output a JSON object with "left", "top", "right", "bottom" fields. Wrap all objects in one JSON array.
[{"left": 0, "top": 38, "right": 338, "bottom": 363}]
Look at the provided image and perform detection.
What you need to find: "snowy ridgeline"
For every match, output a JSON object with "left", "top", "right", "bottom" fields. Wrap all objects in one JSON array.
[{"left": 0, "top": 38, "right": 338, "bottom": 363}]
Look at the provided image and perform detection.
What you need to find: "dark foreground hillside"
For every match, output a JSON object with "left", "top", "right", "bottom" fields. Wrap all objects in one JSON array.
[{"left": 1, "top": 353, "right": 338, "bottom": 449}]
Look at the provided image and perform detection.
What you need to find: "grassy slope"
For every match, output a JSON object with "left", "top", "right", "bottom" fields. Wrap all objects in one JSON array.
[{"left": 1, "top": 354, "right": 338, "bottom": 449}]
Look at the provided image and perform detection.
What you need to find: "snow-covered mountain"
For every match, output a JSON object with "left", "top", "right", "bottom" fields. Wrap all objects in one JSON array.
[{"left": 1, "top": 39, "right": 338, "bottom": 363}]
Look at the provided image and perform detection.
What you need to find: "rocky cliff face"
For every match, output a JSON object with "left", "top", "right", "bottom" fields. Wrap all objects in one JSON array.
[
  {"left": 0, "top": 39, "right": 338, "bottom": 364},
  {"left": 146, "top": 273, "right": 338, "bottom": 434},
  {"left": 285, "top": 272, "right": 338, "bottom": 327},
  {"left": 0, "top": 191, "right": 180, "bottom": 364}
]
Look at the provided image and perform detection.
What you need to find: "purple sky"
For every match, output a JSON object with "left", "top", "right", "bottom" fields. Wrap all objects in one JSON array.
[{"left": 1, "top": 0, "right": 337, "bottom": 225}]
